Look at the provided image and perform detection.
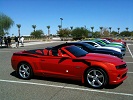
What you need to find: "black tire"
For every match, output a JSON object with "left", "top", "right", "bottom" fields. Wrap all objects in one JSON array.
[
  {"left": 85, "top": 67, "right": 108, "bottom": 89},
  {"left": 17, "top": 62, "right": 33, "bottom": 79}
]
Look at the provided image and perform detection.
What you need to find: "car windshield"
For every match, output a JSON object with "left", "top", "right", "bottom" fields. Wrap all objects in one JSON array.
[
  {"left": 81, "top": 42, "right": 96, "bottom": 50},
  {"left": 95, "top": 41, "right": 106, "bottom": 46},
  {"left": 104, "top": 40, "right": 111, "bottom": 43},
  {"left": 65, "top": 46, "right": 88, "bottom": 57},
  {"left": 101, "top": 40, "right": 110, "bottom": 44}
]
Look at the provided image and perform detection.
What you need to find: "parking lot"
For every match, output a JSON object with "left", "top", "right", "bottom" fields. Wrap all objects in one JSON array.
[{"left": 0, "top": 41, "right": 133, "bottom": 100}]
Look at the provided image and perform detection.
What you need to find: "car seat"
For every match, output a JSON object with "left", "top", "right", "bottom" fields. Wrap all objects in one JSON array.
[
  {"left": 48, "top": 50, "right": 53, "bottom": 56},
  {"left": 58, "top": 49, "right": 62, "bottom": 56},
  {"left": 43, "top": 49, "right": 49, "bottom": 55}
]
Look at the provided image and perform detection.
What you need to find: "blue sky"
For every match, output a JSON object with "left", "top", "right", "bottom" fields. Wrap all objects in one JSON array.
[{"left": 0, "top": 0, "right": 133, "bottom": 36}]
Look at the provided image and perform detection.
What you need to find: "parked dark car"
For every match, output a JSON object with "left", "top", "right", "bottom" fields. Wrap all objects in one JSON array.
[{"left": 47, "top": 42, "right": 123, "bottom": 59}]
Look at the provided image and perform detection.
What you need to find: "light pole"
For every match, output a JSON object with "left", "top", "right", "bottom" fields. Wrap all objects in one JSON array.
[
  {"left": 16, "top": 24, "right": 21, "bottom": 39},
  {"left": 60, "top": 18, "right": 63, "bottom": 29}
]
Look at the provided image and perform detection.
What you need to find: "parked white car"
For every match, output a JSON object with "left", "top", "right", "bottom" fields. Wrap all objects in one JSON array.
[{"left": 80, "top": 41, "right": 121, "bottom": 52}]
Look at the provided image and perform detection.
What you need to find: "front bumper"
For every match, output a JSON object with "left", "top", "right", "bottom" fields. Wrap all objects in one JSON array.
[{"left": 108, "top": 68, "right": 128, "bottom": 85}]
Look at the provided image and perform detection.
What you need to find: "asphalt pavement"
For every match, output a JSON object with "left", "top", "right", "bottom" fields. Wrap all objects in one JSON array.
[{"left": 0, "top": 40, "right": 133, "bottom": 100}]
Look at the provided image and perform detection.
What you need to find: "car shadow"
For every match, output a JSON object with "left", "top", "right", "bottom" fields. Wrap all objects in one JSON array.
[
  {"left": 10, "top": 71, "right": 122, "bottom": 89},
  {"left": 104, "top": 83, "right": 123, "bottom": 89},
  {"left": 10, "top": 71, "right": 19, "bottom": 78},
  {"left": 10, "top": 71, "right": 83, "bottom": 86}
]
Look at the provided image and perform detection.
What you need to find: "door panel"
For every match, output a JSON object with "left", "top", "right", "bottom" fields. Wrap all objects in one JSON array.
[{"left": 40, "top": 56, "right": 85, "bottom": 79}]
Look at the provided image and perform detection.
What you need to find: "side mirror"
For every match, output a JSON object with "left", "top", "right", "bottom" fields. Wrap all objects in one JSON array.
[{"left": 94, "top": 45, "right": 98, "bottom": 47}]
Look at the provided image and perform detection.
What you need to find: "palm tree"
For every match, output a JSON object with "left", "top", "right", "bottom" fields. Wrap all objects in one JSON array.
[
  {"left": 32, "top": 25, "right": 36, "bottom": 32},
  {"left": 60, "top": 18, "right": 63, "bottom": 28},
  {"left": 58, "top": 25, "right": 61, "bottom": 30},
  {"left": 99, "top": 27, "right": 103, "bottom": 35},
  {"left": 84, "top": 25, "right": 86, "bottom": 29},
  {"left": 109, "top": 27, "right": 112, "bottom": 33},
  {"left": 70, "top": 26, "right": 73, "bottom": 30},
  {"left": 117, "top": 28, "right": 120, "bottom": 34},
  {"left": 90, "top": 27, "right": 94, "bottom": 32},
  {"left": 16, "top": 24, "right": 21, "bottom": 38},
  {"left": 47, "top": 26, "right": 50, "bottom": 39},
  {"left": 12, "top": 33, "right": 14, "bottom": 37},
  {"left": 125, "top": 27, "right": 129, "bottom": 31},
  {"left": 109, "top": 27, "right": 112, "bottom": 35}
]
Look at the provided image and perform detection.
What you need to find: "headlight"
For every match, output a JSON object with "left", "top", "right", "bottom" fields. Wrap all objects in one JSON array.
[{"left": 116, "top": 64, "right": 127, "bottom": 69}]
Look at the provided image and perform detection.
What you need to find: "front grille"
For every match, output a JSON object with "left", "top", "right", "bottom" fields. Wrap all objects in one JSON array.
[
  {"left": 116, "top": 64, "right": 127, "bottom": 69},
  {"left": 121, "top": 49, "right": 125, "bottom": 52},
  {"left": 122, "top": 73, "right": 127, "bottom": 78}
]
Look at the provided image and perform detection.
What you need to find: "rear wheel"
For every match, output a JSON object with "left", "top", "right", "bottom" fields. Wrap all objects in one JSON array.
[
  {"left": 85, "top": 68, "right": 108, "bottom": 88},
  {"left": 17, "top": 62, "right": 33, "bottom": 79}
]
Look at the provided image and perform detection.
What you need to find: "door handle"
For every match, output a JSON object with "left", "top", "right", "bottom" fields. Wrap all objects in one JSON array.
[
  {"left": 75, "top": 66, "right": 81, "bottom": 68},
  {"left": 41, "top": 60, "right": 45, "bottom": 61}
]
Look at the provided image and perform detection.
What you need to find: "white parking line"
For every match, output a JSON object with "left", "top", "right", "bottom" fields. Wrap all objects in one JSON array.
[
  {"left": 0, "top": 79, "right": 133, "bottom": 97},
  {"left": 126, "top": 62, "right": 133, "bottom": 63},
  {"left": 124, "top": 56, "right": 132, "bottom": 57},
  {"left": 128, "top": 72, "right": 133, "bottom": 74},
  {"left": 127, "top": 44, "right": 133, "bottom": 45},
  {"left": 127, "top": 44, "right": 133, "bottom": 58}
]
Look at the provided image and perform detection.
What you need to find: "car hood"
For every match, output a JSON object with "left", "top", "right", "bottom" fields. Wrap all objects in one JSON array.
[
  {"left": 96, "top": 47, "right": 121, "bottom": 52},
  {"left": 79, "top": 53, "right": 124, "bottom": 64},
  {"left": 94, "top": 48, "right": 118, "bottom": 53},
  {"left": 104, "top": 45, "right": 123, "bottom": 49},
  {"left": 112, "top": 42, "right": 123, "bottom": 45},
  {"left": 105, "top": 44, "right": 122, "bottom": 48}
]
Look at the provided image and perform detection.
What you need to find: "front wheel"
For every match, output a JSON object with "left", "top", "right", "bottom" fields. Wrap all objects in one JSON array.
[
  {"left": 17, "top": 62, "right": 33, "bottom": 79},
  {"left": 85, "top": 68, "right": 108, "bottom": 88}
]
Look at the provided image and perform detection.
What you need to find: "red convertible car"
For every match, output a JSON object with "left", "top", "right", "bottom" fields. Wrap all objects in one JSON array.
[{"left": 11, "top": 45, "right": 128, "bottom": 88}]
